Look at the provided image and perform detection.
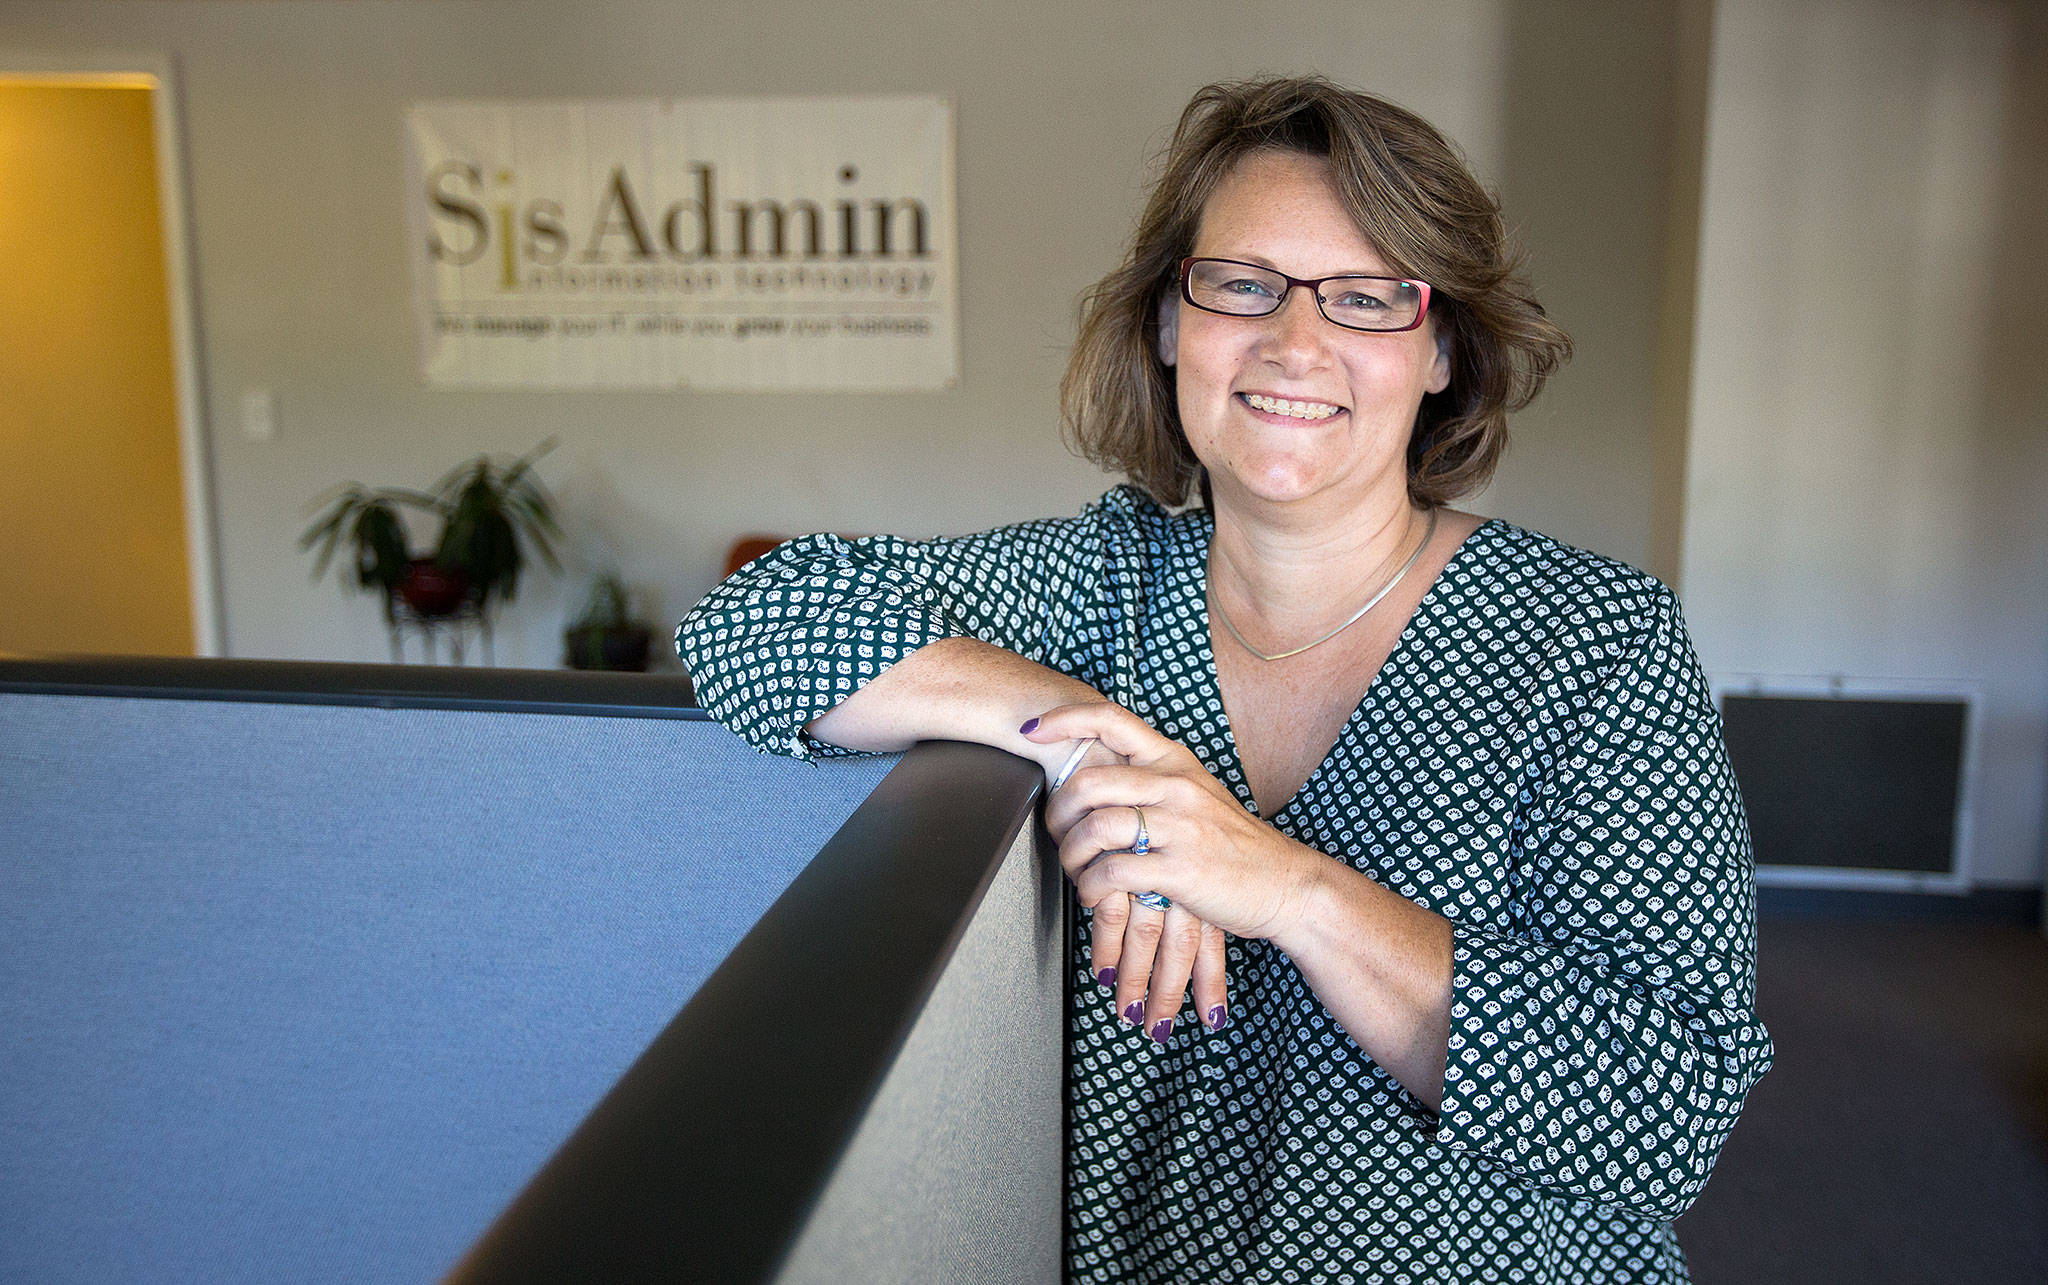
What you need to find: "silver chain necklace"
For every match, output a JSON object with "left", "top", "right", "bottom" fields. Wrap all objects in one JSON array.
[{"left": 1211, "top": 506, "right": 1439, "bottom": 662}]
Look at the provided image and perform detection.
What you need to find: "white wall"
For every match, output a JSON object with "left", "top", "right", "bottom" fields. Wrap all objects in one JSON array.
[{"left": 1683, "top": 0, "right": 2048, "bottom": 887}]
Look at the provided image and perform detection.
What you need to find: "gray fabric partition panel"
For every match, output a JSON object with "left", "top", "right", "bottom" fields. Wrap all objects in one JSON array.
[
  {"left": 776, "top": 811, "right": 1064, "bottom": 1284},
  {"left": 0, "top": 690, "right": 894, "bottom": 1284}
]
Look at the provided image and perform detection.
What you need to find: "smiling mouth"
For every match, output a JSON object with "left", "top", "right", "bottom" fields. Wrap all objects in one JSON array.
[{"left": 1239, "top": 392, "right": 1345, "bottom": 421}]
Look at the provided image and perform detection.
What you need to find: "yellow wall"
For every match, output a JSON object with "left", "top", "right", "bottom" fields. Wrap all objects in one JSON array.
[{"left": 0, "top": 80, "right": 193, "bottom": 656}]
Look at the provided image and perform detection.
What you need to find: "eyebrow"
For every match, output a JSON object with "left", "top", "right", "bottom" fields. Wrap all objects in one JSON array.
[{"left": 1200, "top": 251, "right": 1397, "bottom": 278}]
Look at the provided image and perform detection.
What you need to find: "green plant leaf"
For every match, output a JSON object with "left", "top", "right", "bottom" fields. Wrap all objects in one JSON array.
[
  {"left": 309, "top": 439, "right": 559, "bottom": 617},
  {"left": 569, "top": 574, "right": 636, "bottom": 628},
  {"left": 299, "top": 485, "right": 413, "bottom": 593}
]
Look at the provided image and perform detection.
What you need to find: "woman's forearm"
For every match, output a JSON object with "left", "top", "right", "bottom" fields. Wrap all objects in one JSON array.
[
  {"left": 805, "top": 636, "right": 1107, "bottom": 776},
  {"left": 1269, "top": 859, "right": 1455, "bottom": 1112}
]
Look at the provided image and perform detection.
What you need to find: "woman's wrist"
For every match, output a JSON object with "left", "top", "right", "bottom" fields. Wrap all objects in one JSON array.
[
  {"left": 807, "top": 636, "right": 1107, "bottom": 768},
  {"left": 1250, "top": 837, "right": 1336, "bottom": 948}
]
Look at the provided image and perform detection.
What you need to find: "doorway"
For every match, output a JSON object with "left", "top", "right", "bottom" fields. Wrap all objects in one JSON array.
[{"left": 0, "top": 68, "right": 218, "bottom": 656}]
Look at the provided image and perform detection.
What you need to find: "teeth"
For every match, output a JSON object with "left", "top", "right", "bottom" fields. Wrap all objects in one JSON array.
[{"left": 1243, "top": 393, "right": 1341, "bottom": 420}]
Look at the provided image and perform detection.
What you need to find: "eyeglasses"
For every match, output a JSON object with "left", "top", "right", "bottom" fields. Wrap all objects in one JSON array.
[{"left": 1177, "top": 257, "right": 1433, "bottom": 333}]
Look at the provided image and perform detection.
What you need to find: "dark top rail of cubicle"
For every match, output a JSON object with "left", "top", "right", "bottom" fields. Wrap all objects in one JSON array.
[
  {"left": 0, "top": 656, "right": 1046, "bottom": 1283},
  {"left": 0, "top": 652, "right": 706, "bottom": 720}
]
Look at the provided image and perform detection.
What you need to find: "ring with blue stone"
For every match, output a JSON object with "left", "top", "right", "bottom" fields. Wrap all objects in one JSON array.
[{"left": 1131, "top": 807, "right": 1169, "bottom": 910}]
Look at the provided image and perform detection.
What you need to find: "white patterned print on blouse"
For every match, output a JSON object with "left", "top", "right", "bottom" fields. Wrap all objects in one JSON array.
[{"left": 677, "top": 485, "right": 1773, "bottom": 1284}]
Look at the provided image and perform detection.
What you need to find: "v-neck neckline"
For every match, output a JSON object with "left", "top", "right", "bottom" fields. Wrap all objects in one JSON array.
[{"left": 1188, "top": 513, "right": 1499, "bottom": 823}]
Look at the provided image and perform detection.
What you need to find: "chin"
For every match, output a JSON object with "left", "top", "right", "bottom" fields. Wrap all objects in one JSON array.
[{"left": 1216, "top": 465, "right": 1335, "bottom": 508}]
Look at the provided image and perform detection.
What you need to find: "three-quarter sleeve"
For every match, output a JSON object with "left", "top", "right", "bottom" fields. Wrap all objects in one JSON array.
[
  {"left": 1432, "top": 581, "right": 1774, "bottom": 1222},
  {"left": 675, "top": 491, "right": 1140, "bottom": 760}
]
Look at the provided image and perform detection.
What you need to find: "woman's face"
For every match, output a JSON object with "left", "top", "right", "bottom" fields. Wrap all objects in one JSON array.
[{"left": 1163, "top": 149, "right": 1450, "bottom": 520}]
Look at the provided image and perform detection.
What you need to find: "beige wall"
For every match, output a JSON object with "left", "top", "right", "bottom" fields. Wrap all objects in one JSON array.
[
  {"left": 1485, "top": 0, "right": 1709, "bottom": 587},
  {"left": 1683, "top": 0, "right": 2048, "bottom": 886},
  {"left": 0, "top": 80, "right": 193, "bottom": 656}
]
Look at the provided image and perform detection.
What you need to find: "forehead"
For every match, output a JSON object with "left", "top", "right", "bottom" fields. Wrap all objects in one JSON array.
[{"left": 1192, "top": 149, "right": 1389, "bottom": 273}]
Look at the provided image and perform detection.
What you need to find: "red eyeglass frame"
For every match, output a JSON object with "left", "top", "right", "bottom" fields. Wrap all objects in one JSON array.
[{"left": 1177, "top": 257, "right": 1435, "bottom": 333}]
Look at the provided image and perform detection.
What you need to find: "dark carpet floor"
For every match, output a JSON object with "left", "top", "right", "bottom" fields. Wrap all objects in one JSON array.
[{"left": 1674, "top": 920, "right": 2048, "bottom": 1283}]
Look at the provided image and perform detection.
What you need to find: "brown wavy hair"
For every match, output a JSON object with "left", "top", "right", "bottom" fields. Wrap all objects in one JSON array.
[{"left": 1060, "top": 76, "right": 1572, "bottom": 508}]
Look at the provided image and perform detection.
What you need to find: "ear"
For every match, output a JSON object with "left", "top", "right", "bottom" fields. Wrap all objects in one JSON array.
[
  {"left": 1156, "top": 292, "right": 1179, "bottom": 367},
  {"left": 1425, "top": 325, "right": 1452, "bottom": 394}
]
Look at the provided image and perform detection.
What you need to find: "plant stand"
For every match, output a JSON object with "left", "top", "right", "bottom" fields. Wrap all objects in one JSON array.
[{"left": 387, "top": 600, "right": 494, "bottom": 666}]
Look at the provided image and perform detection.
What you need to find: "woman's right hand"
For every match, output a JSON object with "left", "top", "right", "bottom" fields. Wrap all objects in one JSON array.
[
  {"left": 1039, "top": 732, "right": 1230, "bottom": 1043},
  {"left": 803, "top": 639, "right": 1229, "bottom": 1040}
]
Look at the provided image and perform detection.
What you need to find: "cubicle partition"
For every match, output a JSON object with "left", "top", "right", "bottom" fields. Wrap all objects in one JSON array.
[{"left": 0, "top": 658, "right": 1061, "bottom": 1282}]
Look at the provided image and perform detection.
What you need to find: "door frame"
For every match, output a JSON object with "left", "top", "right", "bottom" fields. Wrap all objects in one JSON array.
[{"left": 0, "top": 52, "right": 224, "bottom": 655}]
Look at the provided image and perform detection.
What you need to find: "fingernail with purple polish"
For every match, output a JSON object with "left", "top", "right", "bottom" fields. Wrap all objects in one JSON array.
[
  {"left": 1096, "top": 966, "right": 1118, "bottom": 989},
  {"left": 1019, "top": 718, "right": 1039, "bottom": 734},
  {"left": 1149, "top": 1018, "right": 1175, "bottom": 1043},
  {"left": 1207, "top": 1005, "right": 1228, "bottom": 1031},
  {"left": 1122, "top": 1000, "right": 1143, "bottom": 1025}
]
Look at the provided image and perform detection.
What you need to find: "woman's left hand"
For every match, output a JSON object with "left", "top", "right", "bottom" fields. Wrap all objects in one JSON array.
[{"left": 1024, "top": 700, "right": 1317, "bottom": 1037}]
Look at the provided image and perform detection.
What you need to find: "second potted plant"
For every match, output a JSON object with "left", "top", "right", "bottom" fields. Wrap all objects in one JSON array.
[{"left": 563, "top": 574, "right": 654, "bottom": 672}]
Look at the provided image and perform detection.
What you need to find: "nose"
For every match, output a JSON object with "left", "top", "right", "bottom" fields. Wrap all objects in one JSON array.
[{"left": 1258, "top": 284, "right": 1332, "bottom": 372}]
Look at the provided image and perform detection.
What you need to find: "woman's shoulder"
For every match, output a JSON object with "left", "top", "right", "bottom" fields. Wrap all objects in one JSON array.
[
  {"left": 1459, "top": 516, "right": 1683, "bottom": 655},
  {"left": 841, "top": 485, "right": 1192, "bottom": 586},
  {"left": 958, "top": 483, "right": 1177, "bottom": 534},
  {"left": 1466, "top": 514, "right": 1671, "bottom": 606},
  {"left": 1086, "top": 482, "right": 1197, "bottom": 532},
  {"left": 1023, "top": 483, "right": 1201, "bottom": 560}
]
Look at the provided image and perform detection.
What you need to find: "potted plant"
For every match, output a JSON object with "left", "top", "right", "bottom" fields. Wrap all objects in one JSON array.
[
  {"left": 300, "top": 440, "right": 562, "bottom": 658},
  {"left": 563, "top": 574, "right": 654, "bottom": 672}
]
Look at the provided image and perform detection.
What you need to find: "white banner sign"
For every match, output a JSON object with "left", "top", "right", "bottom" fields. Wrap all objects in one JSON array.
[{"left": 405, "top": 96, "right": 957, "bottom": 391}]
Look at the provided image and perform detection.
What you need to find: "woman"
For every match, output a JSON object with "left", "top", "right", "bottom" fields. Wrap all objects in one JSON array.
[{"left": 678, "top": 77, "right": 1771, "bottom": 1284}]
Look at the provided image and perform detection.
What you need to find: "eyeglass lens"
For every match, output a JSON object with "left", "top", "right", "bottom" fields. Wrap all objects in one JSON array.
[{"left": 1183, "top": 259, "right": 1423, "bottom": 332}]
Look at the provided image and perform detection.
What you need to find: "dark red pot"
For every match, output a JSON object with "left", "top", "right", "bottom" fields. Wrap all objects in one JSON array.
[{"left": 396, "top": 559, "right": 470, "bottom": 617}]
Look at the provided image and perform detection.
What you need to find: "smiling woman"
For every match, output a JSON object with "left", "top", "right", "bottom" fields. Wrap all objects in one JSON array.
[
  {"left": 677, "top": 75, "right": 1771, "bottom": 1285},
  {"left": 1165, "top": 150, "right": 1451, "bottom": 523}
]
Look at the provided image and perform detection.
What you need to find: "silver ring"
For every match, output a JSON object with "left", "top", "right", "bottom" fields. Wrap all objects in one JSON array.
[{"left": 1130, "top": 808, "right": 1169, "bottom": 909}]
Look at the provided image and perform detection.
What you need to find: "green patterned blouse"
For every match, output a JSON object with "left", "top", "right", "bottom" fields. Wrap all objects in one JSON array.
[{"left": 676, "top": 485, "right": 1773, "bottom": 1284}]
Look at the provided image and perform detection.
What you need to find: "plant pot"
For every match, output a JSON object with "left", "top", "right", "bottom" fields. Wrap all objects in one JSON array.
[
  {"left": 397, "top": 559, "right": 470, "bottom": 617},
  {"left": 564, "top": 623, "right": 653, "bottom": 672}
]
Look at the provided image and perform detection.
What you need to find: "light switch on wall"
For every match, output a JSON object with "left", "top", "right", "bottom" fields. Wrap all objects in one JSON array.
[{"left": 240, "top": 388, "right": 277, "bottom": 441}]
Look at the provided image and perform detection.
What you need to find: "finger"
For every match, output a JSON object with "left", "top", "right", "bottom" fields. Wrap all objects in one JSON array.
[
  {"left": 1058, "top": 806, "right": 1155, "bottom": 887},
  {"left": 1071, "top": 847, "right": 1172, "bottom": 918},
  {"left": 1142, "top": 907, "right": 1202, "bottom": 1042},
  {"left": 1045, "top": 775, "right": 1160, "bottom": 856},
  {"left": 1088, "top": 892, "right": 1130, "bottom": 991},
  {"left": 1111, "top": 899, "right": 1167, "bottom": 1029},
  {"left": 1042, "top": 734, "right": 1112, "bottom": 791},
  {"left": 1044, "top": 761, "right": 1200, "bottom": 838},
  {"left": 1021, "top": 702, "right": 1183, "bottom": 769},
  {"left": 1043, "top": 743, "right": 1130, "bottom": 841},
  {"left": 1192, "top": 920, "right": 1229, "bottom": 1031}
]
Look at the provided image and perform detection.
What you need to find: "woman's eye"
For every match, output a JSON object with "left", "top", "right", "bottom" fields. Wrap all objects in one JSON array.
[
  {"left": 1223, "top": 278, "right": 1277, "bottom": 297},
  {"left": 1336, "top": 291, "right": 1389, "bottom": 310}
]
